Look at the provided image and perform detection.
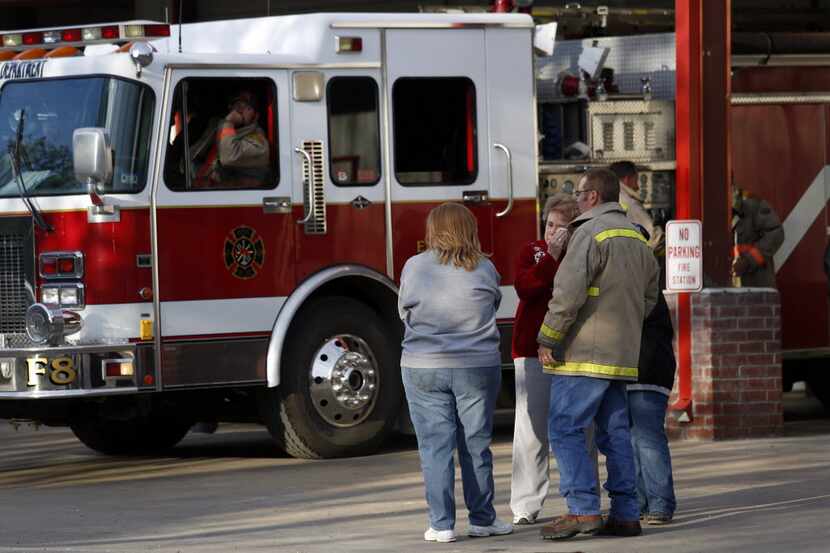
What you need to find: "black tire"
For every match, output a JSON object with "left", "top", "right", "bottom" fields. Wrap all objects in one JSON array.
[
  {"left": 260, "top": 296, "right": 402, "bottom": 459},
  {"left": 70, "top": 415, "right": 192, "bottom": 455}
]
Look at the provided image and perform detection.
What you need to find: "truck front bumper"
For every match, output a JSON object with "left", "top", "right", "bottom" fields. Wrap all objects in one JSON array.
[{"left": 0, "top": 342, "right": 152, "bottom": 399}]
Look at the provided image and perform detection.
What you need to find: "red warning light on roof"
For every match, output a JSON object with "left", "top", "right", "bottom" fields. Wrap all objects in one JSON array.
[
  {"left": 144, "top": 24, "right": 170, "bottom": 37},
  {"left": 62, "top": 29, "right": 82, "bottom": 42},
  {"left": 101, "top": 26, "right": 119, "bottom": 40},
  {"left": 22, "top": 32, "right": 43, "bottom": 45}
]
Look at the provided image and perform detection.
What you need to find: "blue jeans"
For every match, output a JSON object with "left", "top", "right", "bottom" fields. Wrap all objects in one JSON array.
[
  {"left": 628, "top": 390, "right": 677, "bottom": 516},
  {"left": 548, "top": 374, "right": 639, "bottom": 521},
  {"left": 402, "top": 365, "right": 501, "bottom": 531}
]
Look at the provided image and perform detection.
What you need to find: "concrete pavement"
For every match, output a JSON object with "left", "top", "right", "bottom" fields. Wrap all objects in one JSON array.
[{"left": 0, "top": 415, "right": 829, "bottom": 552}]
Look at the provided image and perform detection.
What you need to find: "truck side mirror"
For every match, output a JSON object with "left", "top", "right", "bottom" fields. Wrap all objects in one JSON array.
[{"left": 73, "top": 128, "right": 112, "bottom": 206}]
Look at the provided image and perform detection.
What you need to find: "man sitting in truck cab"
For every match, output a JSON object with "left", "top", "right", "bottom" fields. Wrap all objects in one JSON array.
[{"left": 193, "top": 90, "right": 271, "bottom": 189}]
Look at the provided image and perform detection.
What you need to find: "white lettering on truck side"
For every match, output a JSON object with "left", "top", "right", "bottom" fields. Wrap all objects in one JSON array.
[{"left": 0, "top": 60, "right": 46, "bottom": 81}]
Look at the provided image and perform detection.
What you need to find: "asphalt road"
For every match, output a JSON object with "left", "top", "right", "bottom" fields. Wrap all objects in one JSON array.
[{"left": 0, "top": 391, "right": 828, "bottom": 553}]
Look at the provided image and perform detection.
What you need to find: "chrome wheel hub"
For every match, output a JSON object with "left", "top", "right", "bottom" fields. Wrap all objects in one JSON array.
[{"left": 309, "top": 335, "right": 379, "bottom": 428}]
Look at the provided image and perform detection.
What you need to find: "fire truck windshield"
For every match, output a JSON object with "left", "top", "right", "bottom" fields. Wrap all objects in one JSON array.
[{"left": 0, "top": 76, "right": 155, "bottom": 198}]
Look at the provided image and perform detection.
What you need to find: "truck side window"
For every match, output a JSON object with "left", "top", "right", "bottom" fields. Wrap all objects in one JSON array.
[
  {"left": 392, "top": 77, "right": 477, "bottom": 186},
  {"left": 163, "top": 77, "right": 279, "bottom": 191},
  {"left": 327, "top": 77, "right": 380, "bottom": 186}
]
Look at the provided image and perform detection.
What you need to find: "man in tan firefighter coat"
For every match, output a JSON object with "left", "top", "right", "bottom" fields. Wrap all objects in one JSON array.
[
  {"left": 732, "top": 186, "right": 785, "bottom": 288},
  {"left": 193, "top": 90, "right": 270, "bottom": 188},
  {"left": 537, "top": 168, "right": 660, "bottom": 540}
]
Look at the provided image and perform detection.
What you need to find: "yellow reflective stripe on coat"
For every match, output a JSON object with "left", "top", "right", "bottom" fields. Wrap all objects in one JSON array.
[
  {"left": 587, "top": 287, "right": 600, "bottom": 297},
  {"left": 594, "top": 228, "right": 648, "bottom": 244},
  {"left": 541, "top": 361, "right": 638, "bottom": 379},
  {"left": 539, "top": 324, "right": 564, "bottom": 341}
]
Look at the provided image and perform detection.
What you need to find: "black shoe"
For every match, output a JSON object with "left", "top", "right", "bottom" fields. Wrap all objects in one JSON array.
[{"left": 598, "top": 517, "right": 643, "bottom": 537}]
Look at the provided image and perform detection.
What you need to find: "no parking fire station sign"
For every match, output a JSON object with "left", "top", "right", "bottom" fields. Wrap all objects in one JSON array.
[{"left": 665, "top": 220, "right": 703, "bottom": 293}]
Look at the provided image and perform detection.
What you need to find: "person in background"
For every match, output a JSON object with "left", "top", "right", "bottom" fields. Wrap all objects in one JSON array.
[
  {"left": 165, "top": 101, "right": 209, "bottom": 188},
  {"left": 609, "top": 160, "right": 664, "bottom": 255},
  {"left": 628, "top": 223, "right": 678, "bottom": 526},
  {"left": 509, "top": 193, "right": 598, "bottom": 526},
  {"left": 537, "top": 168, "right": 659, "bottom": 541},
  {"left": 398, "top": 202, "right": 512, "bottom": 543},
  {"left": 731, "top": 183, "right": 785, "bottom": 287},
  {"left": 191, "top": 90, "right": 270, "bottom": 188}
]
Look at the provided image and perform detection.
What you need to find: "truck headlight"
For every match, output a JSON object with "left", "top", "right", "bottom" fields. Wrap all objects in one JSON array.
[
  {"left": 0, "top": 358, "right": 13, "bottom": 380},
  {"left": 41, "top": 285, "right": 84, "bottom": 308},
  {"left": 60, "top": 287, "right": 79, "bottom": 306},
  {"left": 41, "top": 287, "right": 59, "bottom": 305}
]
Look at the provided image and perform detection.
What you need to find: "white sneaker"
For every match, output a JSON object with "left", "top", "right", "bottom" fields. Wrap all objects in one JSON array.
[
  {"left": 424, "top": 527, "right": 456, "bottom": 543},
  {"left": 512, "top": 512, "right": 538, "bottom": 525},
  {"left": 468, "top": 518, "right": 514, "bottom": 537}
]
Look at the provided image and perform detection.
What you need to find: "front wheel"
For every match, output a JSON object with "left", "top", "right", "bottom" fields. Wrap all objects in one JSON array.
[
  {"left": 260, "top": 296, "right": 403, "bottom": 459},
  {"left": 70, "top": 415, "right": 193, "bottom": 455}
]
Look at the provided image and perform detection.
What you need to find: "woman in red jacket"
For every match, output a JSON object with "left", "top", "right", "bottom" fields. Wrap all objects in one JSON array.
[{"left": 510, "top": 193, "right": 580, "bottom": 525}]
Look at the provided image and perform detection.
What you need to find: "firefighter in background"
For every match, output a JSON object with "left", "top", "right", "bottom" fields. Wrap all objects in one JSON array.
[
  {"left": 610, "top": 161, "right": 666, "bottom": 288},
  {"left": 609, "top": 161, "right": 665, "bottom": 255},
  {"left": 731, "top": 184, "right": 785, "bottom": 288}
]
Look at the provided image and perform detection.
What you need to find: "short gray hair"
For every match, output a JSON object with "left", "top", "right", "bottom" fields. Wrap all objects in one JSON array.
[
  {"left": 542, "top": 192, "right": 579, "bottom": 223},
  {"left": 582, "top": 168, "right": 620, "bottom": 203}
]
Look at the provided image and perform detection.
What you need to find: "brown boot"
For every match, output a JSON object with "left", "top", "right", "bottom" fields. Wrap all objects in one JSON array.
[
  {"left": 540, "top": 514, "right": 602, "bottom": 540},
  {"left": 598, "top": 517, "right": 643, "bottom": 537}
]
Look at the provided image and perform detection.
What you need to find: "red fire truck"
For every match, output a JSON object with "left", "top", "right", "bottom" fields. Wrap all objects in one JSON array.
[{"left": 0, "top": 13, "right": 538, "bottom": 458}]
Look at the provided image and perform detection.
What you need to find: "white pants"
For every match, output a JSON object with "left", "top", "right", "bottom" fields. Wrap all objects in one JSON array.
[{"left": 510, "top": 357, "right": 599, "bottom": 518}]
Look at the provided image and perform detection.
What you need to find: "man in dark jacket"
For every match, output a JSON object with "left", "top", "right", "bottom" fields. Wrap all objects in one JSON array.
[
  {"left": 627, "top": 224, "right": 677, "bottom": 525},
  {"left": 732, "top": 186, "right": 784, "bottom": 287}
]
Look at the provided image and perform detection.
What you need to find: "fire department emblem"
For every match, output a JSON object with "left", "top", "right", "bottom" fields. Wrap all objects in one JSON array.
[{"left": 224, "top": 226, "right": 265, "bottom": 280}]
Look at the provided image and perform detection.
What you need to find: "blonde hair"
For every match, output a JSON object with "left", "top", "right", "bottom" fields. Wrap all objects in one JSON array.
[
  {"left": 542, "top": 192, "right": 579, "bottom": 223},
  {"left": 425, "top": 202, "right": 487, "bottom": 271}
]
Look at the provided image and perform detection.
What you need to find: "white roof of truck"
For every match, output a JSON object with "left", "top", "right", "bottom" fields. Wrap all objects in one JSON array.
[
  {"left": 0, "top": 12, "right": 533, "bottom": 81},
  {"left": 154, "top": 12, "right": 532, "bottom": 64}
]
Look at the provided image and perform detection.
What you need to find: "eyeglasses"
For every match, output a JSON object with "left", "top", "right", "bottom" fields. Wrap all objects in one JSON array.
[{"left": 573, "top": 188, "right": 595, "bottom": 197}]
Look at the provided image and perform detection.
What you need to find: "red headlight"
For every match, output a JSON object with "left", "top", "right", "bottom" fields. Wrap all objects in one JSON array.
[
  {"left": 58, "top": 257, "right": 75, "bottom": 274},
  {"left": 41, "top": 258, "right": 57, "bottom": 275},
  {"left": 39, "top": 252, "right": 84, "bottom": 279}
]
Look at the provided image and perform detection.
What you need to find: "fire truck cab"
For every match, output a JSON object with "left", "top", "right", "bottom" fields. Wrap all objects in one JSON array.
[{"left": 0, "top": 13, "right": 537, "bottom": 458}]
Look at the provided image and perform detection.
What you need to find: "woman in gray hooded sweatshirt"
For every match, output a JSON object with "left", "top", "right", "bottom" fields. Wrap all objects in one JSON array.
[{"left": 399, "top": 202, "right": 512, "bottom": 543}]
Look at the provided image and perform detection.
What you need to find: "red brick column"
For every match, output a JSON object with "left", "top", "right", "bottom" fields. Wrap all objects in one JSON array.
[{"left": 665, "top": 288, "right": 783, "bottom": 440}]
